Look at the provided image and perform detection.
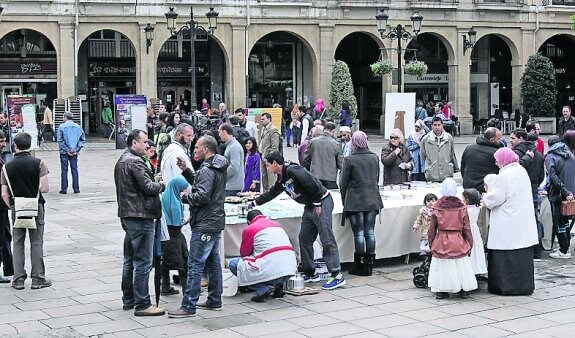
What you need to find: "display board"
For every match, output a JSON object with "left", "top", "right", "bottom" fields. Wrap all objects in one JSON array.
[
  {"left": 6, "top": 95, "right": 38, "bottom": 150},
  {"left": 114, "top": 95, "right": 147, "bottom": 149},
  {"left": 384, "top": 93, "right": 416, "bottom": 139},
  {"left": 247, "top": 108, "right": 282, "bottom": 131}
]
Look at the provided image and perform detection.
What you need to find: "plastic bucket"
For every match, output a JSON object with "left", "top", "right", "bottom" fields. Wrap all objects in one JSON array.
[{"left": 222, "top": 268, "right": 238, "bottom": 297}]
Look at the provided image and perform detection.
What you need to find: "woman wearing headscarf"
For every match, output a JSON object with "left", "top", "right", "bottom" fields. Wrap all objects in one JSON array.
[
  {"left": 160, "top": 176, "right": 190, "bottom": 295},
  {"left": 339, "top": 131, "right": 383, "bottom": 276},
  {"left": 339, "top": 101, "right": 352, "bottom": 127},
  {"left": 406, "top": 119, "right": 429, "bottom": 181},
  {"left": 381, "top": 128, "right": 413, "bottom": 184},
  {"left": 315, "top": 98, "right": 329, "bottom": 121},
  {"left": 483, "top": 147, "right": 539, "bottom": 295},
  {"left": 428, "top": 178, "right": 477, "bottom": 299}
]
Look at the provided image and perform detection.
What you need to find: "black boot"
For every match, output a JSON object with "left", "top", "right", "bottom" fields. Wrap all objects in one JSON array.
[
  {"left": 365, "top": 254, "right": 376, "bottom": 276},
  {"left": 349, "top": 253, "right": 368, "bottom": 276}
]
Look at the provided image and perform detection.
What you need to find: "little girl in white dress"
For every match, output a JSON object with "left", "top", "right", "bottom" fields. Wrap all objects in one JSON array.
[{"left": 462, "top": 189, "right": 488, "bottom": 276}]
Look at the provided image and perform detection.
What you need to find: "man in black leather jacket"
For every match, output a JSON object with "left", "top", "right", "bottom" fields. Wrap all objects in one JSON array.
[
  {"left": 510, "top": 128, "right": 545, "bottom": 259},
  {"left": 169, "top": 135, "right": 229, "bottom": 318},
  {"left": 114, "top": 129, "right": 165, "bottom": 316},
  {"left": 461, "top": 127, "right": 501, "bottom": 193}
]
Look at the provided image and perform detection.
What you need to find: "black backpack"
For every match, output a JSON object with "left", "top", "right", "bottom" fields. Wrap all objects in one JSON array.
[{"left": 232, "top": 125, "right": 250, "bottom": 147}]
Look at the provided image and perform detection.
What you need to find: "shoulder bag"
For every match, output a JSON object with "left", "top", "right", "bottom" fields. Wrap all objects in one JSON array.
[
  {"left": 2, "top": 166, "right": 38, "bottom": 229},
  {"left": 561, "top": 200, "right": 575, "bottom": 217}
]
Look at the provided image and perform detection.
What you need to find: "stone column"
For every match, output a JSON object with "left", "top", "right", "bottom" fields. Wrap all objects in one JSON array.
[
  {"left": 59, "top": 23, "right": 76, "bottom": 99},
  {"left": 456, "top": 29, "right": 472, "bottom": 135},
  {"left": 318, "top": 24, "right": 334, "bottom": 102},
  {"left": 137, "top": 23, "right": 156, "bottom": 99},
  {"left": 232, "top": 24, "right": 247, "bottom": 109}
]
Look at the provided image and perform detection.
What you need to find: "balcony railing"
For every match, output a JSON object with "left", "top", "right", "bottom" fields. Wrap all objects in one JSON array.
[
  {"left": 407, "top": 0, "right": 459, "bottom": 9},
  {"left": 542, "top": 0, "right": 575, "bottom": 5},
  {"left": 408, "top": 0, "right": 459, "bottom": 3},
  {"left": 473, "top": 0, "right": 524, "bottom": 4}
]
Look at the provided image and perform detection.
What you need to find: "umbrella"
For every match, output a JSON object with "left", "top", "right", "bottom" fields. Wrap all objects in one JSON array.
[{"left": 153, "top": 220, "right": 162, "bottom": 307}]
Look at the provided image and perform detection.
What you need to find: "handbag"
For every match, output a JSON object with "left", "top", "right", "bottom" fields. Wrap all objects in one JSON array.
[
  {"left": 561, "top": 200, "right": 575, "bottom": 217},
  {"left": 2, "top": 166, "right": 39, "bottom": 229}
]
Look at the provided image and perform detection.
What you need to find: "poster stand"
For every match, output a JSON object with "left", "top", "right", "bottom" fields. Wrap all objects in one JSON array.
[{"left": 114, "top": 95, "right": 147, "bottom": 149}]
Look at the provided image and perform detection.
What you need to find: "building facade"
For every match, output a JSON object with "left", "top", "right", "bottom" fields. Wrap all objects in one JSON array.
[{"left": 0, "top": 0, "right": 573, "bottom": 134}]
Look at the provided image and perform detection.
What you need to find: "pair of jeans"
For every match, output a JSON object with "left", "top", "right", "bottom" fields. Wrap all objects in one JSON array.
[
  {"left": 348, "top": 210, "right": 378, "bottom": 255},
  {"left": 291, "top": 126, "right": 301, "bottom": 145},
  {"left": 181, "top": 231, "right": 222, "bottom": 312},
  {"left": 299, "top": 195, "right": 341, "bottom": 276},
  {"left": 228, "top": 258, "right": 290, "bottom": 296},
  {"left": 0, "top": 209, "right": 13, "bottom": 276},
  {"left": 60, "top": 153, "right": 79, "bottom": 192},
  {"left": 121, "top": 217, "right": 155, "bottom": 310},
  {"left": 532, "top": 193, "right": 544, "bottom": 258},
  {"left": 12, "top": 204, "right": 45, "bottom": 281},
  {"left": 550, "top": 201, "right": 571, "bottom": 254},
  {"left": 285, "top": 123, "right": 292, "bottom": 144}
]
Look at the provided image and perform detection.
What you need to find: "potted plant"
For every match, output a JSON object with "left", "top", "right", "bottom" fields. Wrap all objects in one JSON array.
[
  {"left": 328, "top": 60, "right": 359, "bottom": 129},
  {"left": 404, "top": 61, "right": 428, "bottom": 77},
  {"left": 520, "top": 53, "right": 557, "bottom": 134},
  {"left": 370, "top": 59, "right": 393, "bottom": 77}
]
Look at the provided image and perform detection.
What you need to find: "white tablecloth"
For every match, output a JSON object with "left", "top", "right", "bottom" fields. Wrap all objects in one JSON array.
[{"left": 224, "top": 187, "right": 442, "bottom": 263}]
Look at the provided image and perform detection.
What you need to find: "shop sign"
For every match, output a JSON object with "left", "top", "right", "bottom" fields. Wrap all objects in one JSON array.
[
  {"left": 0, "top": 61, "right": 57, "bottom": 75},
  {"left": 89, "top": 62, "right": 136, "bottom": 78},
  {"left": 404, "top": 74, "right": 449, "bottom": 84},
  {"left": 404, "top": 73, "right": 489, "bottom": 84},
  {"left": 157, "top": 62, "right": 209, "bottom": 78}
]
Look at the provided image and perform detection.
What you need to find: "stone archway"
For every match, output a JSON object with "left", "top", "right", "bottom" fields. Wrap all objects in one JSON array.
[
  {"left": 0, "top": 29, "right": 58, "bottom": 111},
  {"left": 404, "top": 33, "right": 453, "bottom": 105},
  {"left": 155, "top": 33, "right": 228, "bottom": 113},
  {"left": 469, "top": 34, "right": 514, "bottom": 122},
  {"left": 77, "top": 29, "right": 137, "bottom": 134},
  {"left": 538, "top": 34, "right": 575, "bottom": 115},
  {"left": 335, "top": 32, "right": 384, "bottom": 129},
  {"left": 248, "top": 31, "right": 315, "bottom": 109}
]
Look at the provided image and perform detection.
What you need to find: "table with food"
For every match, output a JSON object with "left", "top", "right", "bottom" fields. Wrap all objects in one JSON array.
[{"left": 222, "top": 184, "right": 554, "bottom": 263}]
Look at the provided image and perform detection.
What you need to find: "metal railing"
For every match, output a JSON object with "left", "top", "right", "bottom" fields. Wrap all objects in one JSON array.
[
  {"left": 408, "top": 0, "right": 459, "bottom": 3},
  {"left": 542, "top": 0, "right": 575, "bottom": 5},
  {"left": 472, "top": 0, "right": 524, "bottom": 4}
]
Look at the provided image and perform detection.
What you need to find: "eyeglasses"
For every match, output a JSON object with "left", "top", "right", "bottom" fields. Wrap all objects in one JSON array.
[{"left": 390, "top": 136, "right": 399, "bottom": 140}]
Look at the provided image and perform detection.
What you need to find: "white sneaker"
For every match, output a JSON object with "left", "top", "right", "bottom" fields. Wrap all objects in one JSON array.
[{"left": 549, "top": 250, "right": 571, "bottom": 259}]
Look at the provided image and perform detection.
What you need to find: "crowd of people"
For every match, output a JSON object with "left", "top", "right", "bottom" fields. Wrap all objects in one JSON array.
[{"left": 1, "top": 97, "right": 575, "bottom": 320}]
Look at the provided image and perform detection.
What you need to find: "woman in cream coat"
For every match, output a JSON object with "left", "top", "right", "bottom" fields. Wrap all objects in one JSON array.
[{"left": 482, "top": 147, "right": 539, "bottom": 296}]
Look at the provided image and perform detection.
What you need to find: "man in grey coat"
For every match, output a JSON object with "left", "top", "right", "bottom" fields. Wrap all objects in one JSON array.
[
  {"left": 420, "top": 117, "right": 459, "bottom": 182},
  {"left": 304, "top": 122, "right": 343, "bottom": 189},
  {"left": 219, "top": 123, "right": 244, "bottom": 196}
]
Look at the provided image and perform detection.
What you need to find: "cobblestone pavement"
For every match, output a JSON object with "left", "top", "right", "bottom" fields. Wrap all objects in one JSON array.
[{"left": 1, "top": 134, "right": 573, "bottom": 337}]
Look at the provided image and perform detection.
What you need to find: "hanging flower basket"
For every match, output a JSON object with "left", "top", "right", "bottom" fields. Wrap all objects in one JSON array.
[
  {"left": 370, "top": 59, "right": 393, "bottom": 77},
  {"left": 404, "top": 61, "right": 428, "bottom": 77}
]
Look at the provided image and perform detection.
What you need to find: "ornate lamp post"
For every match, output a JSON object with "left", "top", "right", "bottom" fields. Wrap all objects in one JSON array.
[
  {"left": 144, "top": 23, "right": 154, "bottom": 55},
  {"left": 375, "top": 9, "right": 423, "bottom": 92},
  {"left": 462, "top": 27, "right": 477, "bottom": 55},
  {"left": 165, "top": 6, "right": 218, "bottom": 111}
]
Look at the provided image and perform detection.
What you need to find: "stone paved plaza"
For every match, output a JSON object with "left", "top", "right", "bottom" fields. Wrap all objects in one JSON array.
[{"left": 1, "top": 135, "right": 574, "bottom": 337}]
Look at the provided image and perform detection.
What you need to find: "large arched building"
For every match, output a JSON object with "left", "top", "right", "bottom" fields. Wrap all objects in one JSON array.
[{"left": 0, "top": 0, "right": 573, "bottom": 134}]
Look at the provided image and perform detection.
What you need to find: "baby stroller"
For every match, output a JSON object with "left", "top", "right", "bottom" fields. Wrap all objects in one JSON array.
[{"left": 412, "top": 253, "right": 431, "bottom": 288}]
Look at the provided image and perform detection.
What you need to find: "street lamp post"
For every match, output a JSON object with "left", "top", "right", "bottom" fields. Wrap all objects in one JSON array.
[
  {"left": 375, "top": 9, "right": 423, "bottom": 93},
  {"left": 462, "top": 27, "right": 477, "bottom": 55},
  {"left": 165, "top": 6, "right": 218, "bottom": 112}
]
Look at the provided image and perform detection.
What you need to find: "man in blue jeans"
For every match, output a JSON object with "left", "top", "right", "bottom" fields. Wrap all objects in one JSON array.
[
  {"left": 114, "top": 129, "right": 165, "bottom": 316},
  {"left": 169, "top": 135, "right": 228, "bottom": 318},
  {"left": 57, "top": 112, "right": 86, "bottom": 194},
  {"left": 228, "top": 210, "right": 297, "bottom": 302},
  {"left": 252, "top": 151, "right": 346, "bottom": 290}
]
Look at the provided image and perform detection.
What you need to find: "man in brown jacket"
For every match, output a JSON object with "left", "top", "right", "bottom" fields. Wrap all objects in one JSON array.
[{"left": 259, "top": 113, "right": 281, "bottom": 191}]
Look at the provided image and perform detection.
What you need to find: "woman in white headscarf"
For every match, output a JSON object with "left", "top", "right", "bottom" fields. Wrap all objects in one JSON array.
[
  {"left": 482, "top": 147, "right": 538, "bottom": 296},
  {"left": 406, "top": 119, "right": 429, "bottom": 181},
  {"left": 427, "top": 178, "right": 477, "bottom": 299}
]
